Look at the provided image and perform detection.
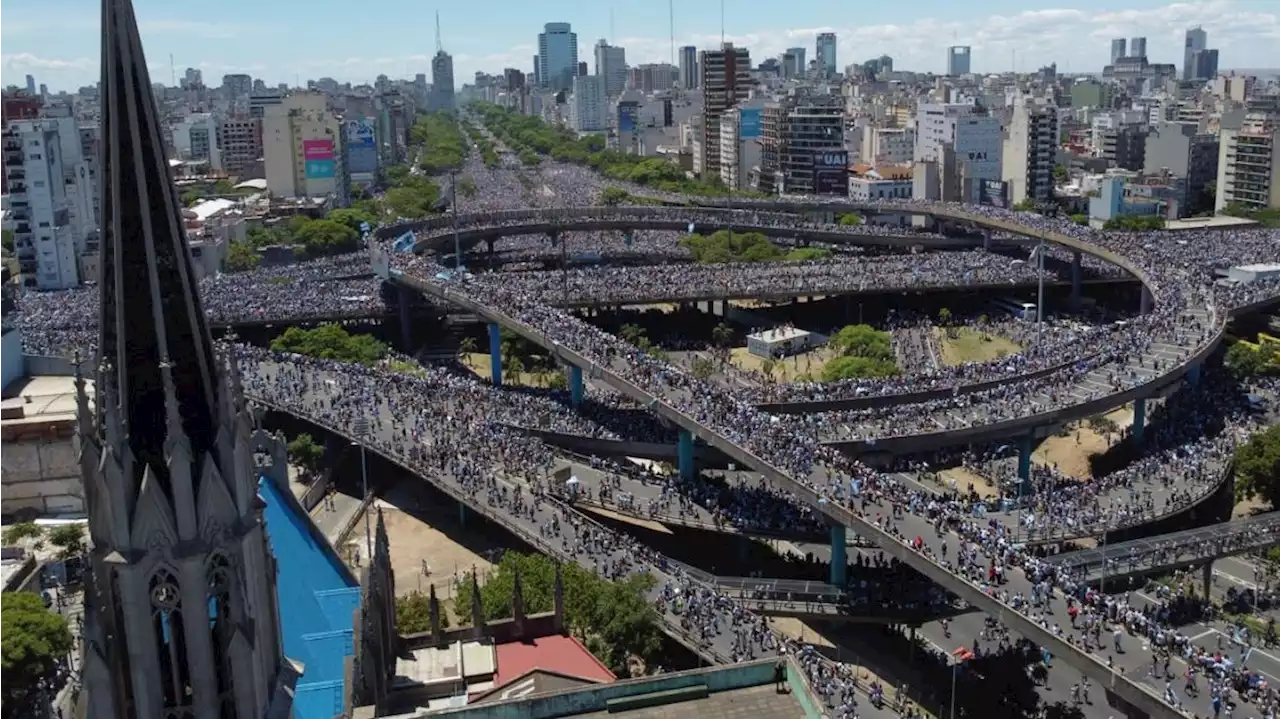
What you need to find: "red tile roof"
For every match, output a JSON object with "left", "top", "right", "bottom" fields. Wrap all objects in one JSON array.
[{"left": 493, "top": 634, "right": 617, "bottom": 690}]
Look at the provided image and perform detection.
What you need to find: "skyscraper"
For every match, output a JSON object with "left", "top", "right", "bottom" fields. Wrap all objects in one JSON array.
[
  {"left": 787, "top": 47, "right": 806, "bottom": 77},
  {"left": 431, "top": 52, "right": 455, "bottom": 111},
  {"left": 1190, "top": 49, "right": 1219, "bottom": 82},
  {"left": 946, "top": 46, "right": 972, "bottom": 76},
  {"left": 699, "top": 43, "right": 751, "bottom": 178},
  {"left": 25, "top": 74, "right": 36, "bottom": 94},
  {"left": 679, "top": 45, "right": 698, "bottom": 89},
  {"left": 80, "top": 1, "right": 294, "bottom": 717},
  {"left": 816, "top": 32, "right": 837, "bottom": 78},
  {"left": 594, "top": 39, "right": 627, "bottom": 98},
  {"left": 1110, "top": 38, "right": 1126, "bottom": 65},
  {"left": 1183, "top": 27, "right": 1207, "bottom": 80},
  {"left": 538, "top": 22, "right": 579, "bottom": 91},
  {"left": 1129, "top": 36, "right": 1147, "bottom": 60}
]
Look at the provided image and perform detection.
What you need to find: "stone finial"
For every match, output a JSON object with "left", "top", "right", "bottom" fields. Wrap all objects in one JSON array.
[
  {"left": 469, "top": 568, "right": 485, "bottom": 635},
  {"left": 511, "top": 564, "right": 526, "bottom": 638},
  {"left": 428, "top": 584, "right": 442, "bottom": 644}
]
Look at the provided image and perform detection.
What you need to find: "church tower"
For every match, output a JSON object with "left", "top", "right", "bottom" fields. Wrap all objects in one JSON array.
[{"left": 78, "top": 0, "right": 294, "bottom": 717}]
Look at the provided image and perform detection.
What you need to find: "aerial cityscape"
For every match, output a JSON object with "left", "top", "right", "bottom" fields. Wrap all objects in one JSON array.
[{"left": 1, "top": 1, "right": 1280, "bottom": 719}]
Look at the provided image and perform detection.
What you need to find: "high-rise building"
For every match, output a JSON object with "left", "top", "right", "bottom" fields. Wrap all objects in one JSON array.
[
  {"left": 1129, "top": 37, "right": 1147, "bottom": 60},
  {"left": 538, "top": 22, "right": 579, "bottom": 91},
  {"left": 78, "top": 3, "right": 302, "bottom": 717},
  {"left": 172, "top": 113, "right": 220, "bottom": 167},
  {"left": 1190, "top": 49, "right": 1219, "bottom": 82},
  {"left": 217, "top": 116, "right": 262, "bottom": 177},
  {"left": 698, "top": 43, "right": 752, "bottom": 179},
  {"left": 263, "top": 92, "right": 345, "bottom": 198},
  {"left": 1110, "top": 38, "right": 1126, "bottom": 65},
  {"left": 946, "top": 46, "right": 972, "bottom": 76},
  {"left": 594, "top": 39, "right": 627, "bottom": 98},
  {"left": 914, "top": 103, "right": 1002, "bottom": 202},
  {"left": 679, "top": 45, "right": 698, "bottom": 89},
  {"left": 1216, "top": 111, "right": 1280, "bottom": 212},
  {"left": 222, "top": 73, "right": 252, "bottom": 99},
  {"left": 816, "top": 33, "right": 837, "bottom": 78},
  {"left": 628, "top": 64, "right": 676, "bottom": 93},
  {"left": 1183, "top": 27, "right": 1207, "bottom": 81},
  {"left": 784, "top": 47, "right": 806, "bottom": 79},
  {"left": 778, "top": 100, "right": 846, "bottom": 195},
  {"left": 431, "top": 51, "right": 456, "bottom": 111},
  {"left": 25, "top": 74, "right": 36, "bottom": 94},
  {"left": 182, "top": 67, "right": 203, "bottom": 88},
  {"left": 1001, "top": 98, "right": 1058, "bottom": 205},
  {"left": 1143, "top": 121, "right": 1219, "bottom": 215},
  {"left": 570, "top": 74, "right": 607, "bottom": 132}
]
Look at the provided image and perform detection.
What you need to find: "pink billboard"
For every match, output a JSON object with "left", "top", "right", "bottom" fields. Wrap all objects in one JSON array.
[{"left": 303, "top": 139, "right": 334, "bottom": 161}]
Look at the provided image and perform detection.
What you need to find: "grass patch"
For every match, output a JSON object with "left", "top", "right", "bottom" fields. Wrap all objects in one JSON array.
[
  {"left": 936, "top": 327, "right": 1022, "bottom": 365},
  {"left": 388, "top": 359, "right": 428, "bottom": 378},
  {"left": 728, "top": 346, "right": 837, "bottom": 384}
]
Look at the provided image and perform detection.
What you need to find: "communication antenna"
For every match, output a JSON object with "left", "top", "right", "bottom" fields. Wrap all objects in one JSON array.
[
  {"left": 669, "top": 0, "right": 675, "bottom": 68},
  {"left": 170, "top": 53, "right": 176, "bottom": 87},
  {"left": 720, "top": 0, "right": 725, "bottom": 45},
  {"left": 610, "top": 7, "right": 615, "bottom": 45},
  {"left": 435, "top": 11, "right": 443, "bottom": 54}
]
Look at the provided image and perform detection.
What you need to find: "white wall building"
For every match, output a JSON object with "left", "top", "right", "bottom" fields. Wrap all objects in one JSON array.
[
  {"left": 862, "top": 126, "right": 915, "bottom": 164},
  {"left": 914, "top": 103, "right": 1002, "bottom": 203},
  {"left": 172, "top": 113, "right": 222, "bottom": 169},
  {"left": 594, "top": 40, "right": 627, "bottom": 99},
  {"left": 262, "top": 92, "right": 345, "bottom": 199},
  {"left": 1002, "top": 98, "right": 1058, "bottom": 205},
  {"left": 570, "top": 75, "right": 608, "bottom": 132}
]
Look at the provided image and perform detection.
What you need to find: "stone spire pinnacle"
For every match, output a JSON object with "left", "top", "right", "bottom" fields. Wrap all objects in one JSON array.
[{"left": 97, "top": 0, "right": 220, "bottom": 501}]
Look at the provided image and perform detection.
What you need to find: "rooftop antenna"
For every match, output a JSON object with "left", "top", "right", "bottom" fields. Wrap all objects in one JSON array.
[
  {"left": 435, "top": 11, "right": 443, "bottom": 54},
  {"left": 720, "top": 0, "right": 725, "bottom": 45},
  {"left": 669, "top": 0, "right": 675, "bottom": 68},
  {"left": 610, "top": 7, "right": 615, "bottom": 45}
]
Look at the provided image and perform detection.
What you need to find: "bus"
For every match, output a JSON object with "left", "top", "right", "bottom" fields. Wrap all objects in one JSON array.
[{"left": 991, "top": 297, "right": 1037, "bottom": 319}]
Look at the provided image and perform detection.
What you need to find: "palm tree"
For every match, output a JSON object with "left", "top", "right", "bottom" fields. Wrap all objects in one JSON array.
[
  {"left": 712, "top": 322, "right": 733, "bottom": 350},
  {"left": 458, "top": 335, "right": 477, "bottom": 367},
  {"left": 619, "top": 323, "right": 647, "bottom": 347},
  {"left": 761, "top": 357, "right": 777, "bottom": 384}
]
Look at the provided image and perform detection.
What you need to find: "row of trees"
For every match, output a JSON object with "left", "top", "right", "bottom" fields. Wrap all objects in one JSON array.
[
  {"left": 381, "top": 164, "right": 444, "bottom": 219},
  {"left": 821, "top": 324, "right": 898, "bottom": 381},
  {"left": 1226, "top": 340, "right": 1279, "bottom": 378},
  {"left": 226, "top": 207, "right": 378, "bottom": 272},
  {"left": 1103, "top": 215, "right": 1166, "bottom": 231},
  {"left": 679, "top": 231, "right": 831, "bottom": 264},
  {"left": 1235, "top": 425, "right": 1280, "bottom": 506},
  {"left": 461, "top": 120, "right": 499, "bottom": 167},
  {"left": 410, "top": 112, "right": 468, "bottom": 175},
  {"left": 269, "top": 323, "right": 388, "bottom": 365},
  {"left": 470, "top": 102, "right": 737, "bottom": 197},
  {"left": 1222, "top": 202, "right": 1280, "bottom": 229}
]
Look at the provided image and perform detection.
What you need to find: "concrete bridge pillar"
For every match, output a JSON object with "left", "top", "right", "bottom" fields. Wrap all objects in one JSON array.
[
  {"left": 1071, "top": 252, "right": 1083, "bottom": 310},
  {"left": 1132, "top": 398, "right": 1146, "bottom": 445},
  {"left": 398, "top": 286, "right": 414, "bottom": 347},
  {"left": 488, "top": 322, "right": 503, "bottom": 387},
  {"left": 1202, "top": 562, "right": 1213, "bottom": 601},
  {"left": 829, "top": 524, "right": 848, "bottom": 587},
  {"left": 1018, "top": 434, "right": 1033, "bottom": 495},
  {"left": 677, "top": 429, "right": 695, "bottom": 481},
  {"left": 982, "top": 229, "right": 993, "bottom": 252},
  {"left": 623, "top": 231, "right": 634, "bottom": 248},
  {"left": 458, "top": 502, "right": 467, "bottom": 527},
  {"left": 569, "top": 365, "right": 584, "bottom": 406},
  {"left": 1188, "top": 362, "right": 1202, "bottom": 388},
  {"left": 1140, "top": 286, "right": 1154, "bottom": 315}
]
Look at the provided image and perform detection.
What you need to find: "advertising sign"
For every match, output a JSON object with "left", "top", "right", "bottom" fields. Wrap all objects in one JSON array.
[
  {"left": 305, "top": 159, "right": 336, "bottom": 179},
  {"left": 979, "top": 179, "right": 1008, "bottom": 208},
  {"left": 813, "top": 150, "right": 849, "bottom": 169},
  {"left": 618, "top": 103, "right": 639, "bottom": 133},
  {"left": 813, "top": 150, "right": 848, "bottom": 196},
  {"left": 738, "top": 108, "right": 762, "bottom": 139},
  {"left": 345, "top": 118, "right": 375, "bottom": 150},
  {"left": 303, "top": 139, "right": 334, "bottom": 161}
]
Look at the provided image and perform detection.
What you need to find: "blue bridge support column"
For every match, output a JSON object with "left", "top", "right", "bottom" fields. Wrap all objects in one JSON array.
[
  {"left": 398, "top": 287, "right": 414, "bottom": 347},
  {"left": 1132, "top": 398, "right": 1146, "bottom": 445},
  {"left": 829, "top": 525, "right": 848, "bottom": 587},
  {"left": 569, "top": 365, "right": 584, "bottom": 406},
  {"left": 678, "top": 429, "right": 695, "bottom": 481},
  {"left": 1140, "top": 286, "right": 1154, "bottom": 315},
  {"left": 488, "top": 322, "right": 503, "bottom": 387},
  {"left": 1071, "top": 252, "right": 1082, "bottom": 310},
  {"left": 1017, "top": 434, "right": 1033, "bottom": 497}
]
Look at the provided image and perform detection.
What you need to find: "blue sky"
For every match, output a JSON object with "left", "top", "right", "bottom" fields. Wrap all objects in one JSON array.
[{"left": 2, "top": 0, "right": 1277, "bottom": 91}]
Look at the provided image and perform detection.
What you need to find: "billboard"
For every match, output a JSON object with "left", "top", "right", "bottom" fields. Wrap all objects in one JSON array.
[
  {"left": 738, "top": 108, "right": 762, "bottom": 139},
  {"left": 303, "top": 139, "right": 334, "bottom": 161},
  {"left": 979, "top": 179, "right": 1008, "bottom": 208},
  {"left": 618, "top": 103, "right": 639, "bottom": 133},
  {"left": 345, "top": 118, "right": 375, "bottom": 150},
  {"left": 813, "top": 150, "right": 848, "bottom": 196},
  {"left": 305, "top": 159, "right": 336, "bottom": 179},
  {"left": 813, "top": 150, "right": 849, "bottom": 169}
]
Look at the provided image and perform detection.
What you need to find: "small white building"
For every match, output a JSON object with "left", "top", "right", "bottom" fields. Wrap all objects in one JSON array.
[{"left": 747, "top": 327, "right": 826, "bottom": 358}]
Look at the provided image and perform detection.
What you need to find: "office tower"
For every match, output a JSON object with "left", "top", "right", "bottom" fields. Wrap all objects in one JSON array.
[
  {"left": 1129, "top": 37, "right": 1147, "bottom": 60},
  {"left": 679, "top": 45, "right": 698, "bottom": 89},
  {"left": 538, "top": 22, "right": 579, "bottom": 91},
  {"left": 217, "top": 116, "right": 262, "bottom": 176},
  {"left": 1110, "top": 38, "right": 1126, "bottom": 65},
  {"left": 570, "top": 74, "right": 607, "bottom": 131},
  {"left": 629, "top": 64, "right": 676, "bottom": 93},
  {"left": 183, "top": 67, "right": 203, "bottom": 88},
  {"left": 25, "top": 74, "right": 36, "bottom": 94},
  {"left": 532, "top": 55, "right": 541, "bottom": 88},
  {"left": 81, "top": 2, "right": 293, "bottom": 714},
  {"left": 914, "top": 103, "right": 1002, "bottom": 202},
  {"left": 594, "top": 39, "right": 627, "bottom": 98},
  {"left": 785, "top": 47, "right": 806, "bottom": 78},
  {"left": 816, "top": 32, "right": 837, "bottom": 78},
  {"left": 698, "top": 43, "right": 752, "bottom": 178},
  {"left": 947, "top": 46, "right": 972, "bottom": 76},
  {"left": 778, "top": 100, "right": 846, "bottom": 195},
  {"left": 172, "top": 113, "right": 220, "bottom": 166},
  {"left": 577, "top": 61, "right": 588, "bottom": 77},
  {"left": 1190, "top": 49, "right": 1219, "bottom": 82},
  {"left": 221, "top": 73, "right": 252, "bottom": 99},
  {"left": 1216, "top": 111, "right": 1280, "bottom": 212},
  {"left": 431, "top": 51, "right": 456, "bottom": 111},
  {"left": 263, "top": 92, "right": 345, "bottom": 198},
  {"left": 1183, "top": 27, "right": 1207, "bottom": 81},
  {"left": 1002, "top": 98, "right": 1057, "bottom": 205}
]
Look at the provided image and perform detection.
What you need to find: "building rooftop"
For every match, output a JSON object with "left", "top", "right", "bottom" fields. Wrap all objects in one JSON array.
[
  {"left": 749, "top": 326, "right": 811, "bottom": 342},
  {"left": 1163, "top": 215, "right": 1259, "bottom": 231},
  {"left": 576, "top": 683, "right": 806, "bottom": 719},
  {"left": 491, "top": 634, "right": 615, "bottom": 690},
  {"left": 1, "top": 376, "right": 93, "bottom": 429}
]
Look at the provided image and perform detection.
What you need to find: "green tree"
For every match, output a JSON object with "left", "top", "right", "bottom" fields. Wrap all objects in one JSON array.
[
  {"left": 396, "top": 590, "right": 448, "bottom": 633},
  {"left": 2, "top": 523, "right": 42, "bottom": 545},
  {"left": 225, "top": 241, "right": 260, "bottom": 272},
  {"left": 292, "top": 218, "right": 360, "bottom": 256},
  {"left": 1235, "top": 426, "right": 1280, "bottom": 506},
  {"left": 1226, "top": 342, "right": 1269, "bottom": 378},
  {"left": 457, "top": 175, "right": 478, "bottom": 198},
  {"left": 679, "top": 231, "right": 785, "bottom": 264},
  {"left": 619, "top": 324, "right": 648, "bottom": 347},
  {"left": 46, "top": 524, "right": 84, "bottom": 559},
  {"left": 784, "top": 247, "right": 833, "bottom": 261},
  {"left": 1013, "top": 198, "right": 1037, "bottom": 212},
  {"left": 328, "top": 207, "right": 378, "bottom": 235},
  {"left": 214, "top": 178, "right": 236, "bottom": 195},
  {"left": 760, "top": 357, "right": 777, "bottom": 383},
  {"left": 821, "top": 355, "right": 898, "bottom": 381},
  {"left": 937, "top": 307, "right": 952, "bottom": 325},
  {"left": 690, "top": 356, "right": 716, "bottom": 380},
  {"left": 828, "top": 324, "right": 893, "bottom": 361},
  {"left": 287, "top": 433, "right": 325, "bottom": 476},
  {"left": 270, "top": 324, "right": 388, "bottom": 365},
  {"left": 1069, "top": 213, "right": 1089, "bottom": 225},
  {"left": 600, "top": 187, "right": 630, "bottom": 206},
  {"left": 458, "top": 335, "right": 478, "bottom": 364},
  {"left": 711, "top": 323, "right": 734, "bottom": 350},
  {"left": 1053, "top": 164, "right": 1068, "bottom": 182},
  {"left": 1, "top": 229, "right": 14, "bottom": 253},
  {"left": 838, "top": 213, "right": 862, "bottom": 225},
  {"left": 181, "top": 189, "right": 203, "bottom": 207},
  {"left": 2, "top": 592, "right": 73, "bottom": 715},
  {"left": 1103, "top": 215, "right": 1165, "bottom": 231}
]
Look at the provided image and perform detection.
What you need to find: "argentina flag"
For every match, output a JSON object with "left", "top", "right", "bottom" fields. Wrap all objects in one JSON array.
[{"left": 392, "top": 231, "right": 416, "bottom": 253}]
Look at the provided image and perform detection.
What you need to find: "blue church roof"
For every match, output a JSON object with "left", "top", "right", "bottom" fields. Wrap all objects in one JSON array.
[{"left": 258, "top": 477, "right": 362, "bottom": 719}]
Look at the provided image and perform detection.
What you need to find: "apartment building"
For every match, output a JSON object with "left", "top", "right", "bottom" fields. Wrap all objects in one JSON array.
[
  {"left": 699, "top": 43, "right": 752, "bottom": 180},
  {"left": 218, "top": 116, "right": 263, "bottom": 178},
  {"left": 914, "top": 103, "right": 1002, "bottom": 202},
  {"left": 1144, "top": 121, "right": 1219, "bottom": 215},
  {"left": 1002, "top": 98, "right": 1058, "bottom": 205},
  {"left": 1216, "top": 112, "right": 1280, "bottom": 212},
  {"left": 262, "top": 92, "right": 345, "bottom": 199},
  {"left": 570, "top": 75, "right": 607, "bottom": 132},
  {"left": 778, "top": 101, "right": 846, "bottom": 195},
  {"left": 861, "top": 126, "right": 915, "bottom": 164}
]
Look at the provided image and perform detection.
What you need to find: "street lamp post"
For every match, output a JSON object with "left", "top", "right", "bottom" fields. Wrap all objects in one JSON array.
[{"left": 352, "top": 417, "right": 372, "bottom": 559}]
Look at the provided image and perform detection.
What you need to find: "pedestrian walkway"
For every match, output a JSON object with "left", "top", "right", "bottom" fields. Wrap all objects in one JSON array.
[{"left": 310, "top": 490, "right": 364, "bottom": 546}]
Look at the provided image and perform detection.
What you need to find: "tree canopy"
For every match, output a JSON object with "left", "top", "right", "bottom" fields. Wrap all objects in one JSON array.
[
  {"left": 287, "top": 433, "right": 325, "bottom": 476},
  {"left": 1103, "top": 215, "right": 1166, "bottom": 231},
  {"left": 1226, "top": 341, "right": 1278, "bottom": 378},
  {"left": 821, "top": 324, "right": 898, "bottom": 381},
  {"left": 245, "top": 215, "right": 361, "bottom": 260},
  {"left": 410, "top": 112, "right": 468, "bottom": 175},
  {"left": 454, "top": 552, "right": 662, "bottom": 675},
  {"left": 2, "top": 591, "right": 73, "bottom": 716},
  {"left": 470, "top": 102, "right": 743, "bottom": 196},
  {"left": 269, "top": 324, "right": 388, "bottom": 365},
  {"left": 678, "top": 231, "right": 831, "bottom": 264},
  {"left": 1222, "top": 203, "right": 1280, "bottom": 229},
  {"left": 1235, "top": 425, "right": 1280, "bottom": 506}
]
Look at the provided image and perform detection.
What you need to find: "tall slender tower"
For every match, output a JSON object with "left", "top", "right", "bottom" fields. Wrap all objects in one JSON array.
[{"left": 78, "top": 1, "right": 293, "bottom": 717}]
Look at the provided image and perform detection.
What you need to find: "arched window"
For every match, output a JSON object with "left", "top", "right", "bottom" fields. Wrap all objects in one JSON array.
[
  {"left": 149, "top": 568, "right": 193, "bottom": 717},
  {"left": 207, "top": 554, "right": 237, "bottom": 719}
]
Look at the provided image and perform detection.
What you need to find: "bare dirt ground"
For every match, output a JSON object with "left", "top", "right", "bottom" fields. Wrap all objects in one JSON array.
[
  {"left": 939, "top": 466, "right": 998, "bottom": 498},
  {"left": 1033, "top": 407, "right": 1130, "bottom": 478},
  {"left": 728, "top": 346, "right": 837, "bottom": 383}
]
